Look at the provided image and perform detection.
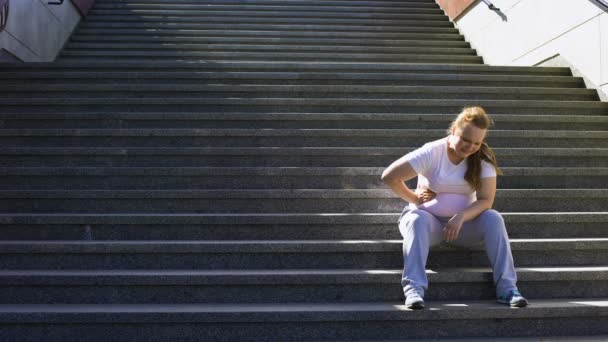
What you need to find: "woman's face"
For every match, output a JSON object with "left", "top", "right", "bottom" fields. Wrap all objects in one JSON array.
[{"left": 449, "top": 123, "right": 487, "bottom": 160}]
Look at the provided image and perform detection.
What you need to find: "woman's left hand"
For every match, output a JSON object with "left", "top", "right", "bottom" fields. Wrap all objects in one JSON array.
[
  {"left": 444, "top": 213, "right": 465, "bottom": 242},
  {"left": 416, "top": 189, "right": 436, "bottom": 204}
]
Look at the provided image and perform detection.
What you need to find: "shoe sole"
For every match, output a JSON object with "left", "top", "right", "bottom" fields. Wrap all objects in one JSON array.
[
  {"left": 497, "top": 299, "right": 528, "bottom": 308},
  {"left": 511, "top": 299, "right": 528, "bottom": 308},
  {"left": 406, "top": 301, "right": 425, "bottom": 310}
]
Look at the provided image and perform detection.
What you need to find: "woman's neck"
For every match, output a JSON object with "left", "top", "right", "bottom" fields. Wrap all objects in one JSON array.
[{"left": 446, "top": 137, "right": 465, "bottom": 165}]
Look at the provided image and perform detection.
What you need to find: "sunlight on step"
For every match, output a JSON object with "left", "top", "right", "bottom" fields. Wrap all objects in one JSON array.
[
  {"left": 570, "top": 301, "right": 608, "bottom": 307},
  {"left": 339, "top": 240, "right": 401, "bottom": 244},
  {"left": 363, "top": 270, "right": 401, "bottom": 275},
  {"left": 316, "top": 213, "right": 394, "bottom": 216},
  {"left": 519, "top": 267, "right": 608, "bottom": 272},
  {"left": 440, "top": 304, "right": 469, "bottom": 307},
  {"left": 392, "top": 301, "right": 471, "bottom": 311},
  {"left": 515, "top": 238, "right": 608, "bottom": 243}
]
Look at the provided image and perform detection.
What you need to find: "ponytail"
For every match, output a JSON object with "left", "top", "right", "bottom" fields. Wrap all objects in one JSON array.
[{"left": 465, "top": 142, "right": 503, "bottom": 191}]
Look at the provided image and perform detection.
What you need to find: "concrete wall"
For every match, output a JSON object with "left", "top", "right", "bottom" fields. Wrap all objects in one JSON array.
[
  {"left": 0, "top": 0, "right": 82, "bottom": 62},
  {"left": 448, "top": 0, "right": 608, "bottom": 100}
]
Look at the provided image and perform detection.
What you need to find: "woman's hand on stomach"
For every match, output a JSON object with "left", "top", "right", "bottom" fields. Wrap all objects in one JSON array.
[
  {"left": 416, "top": 193, "right": 473, "bottom": 217},
  {"left": 415, "top": 189, "right": 436, "bottom": 205}
]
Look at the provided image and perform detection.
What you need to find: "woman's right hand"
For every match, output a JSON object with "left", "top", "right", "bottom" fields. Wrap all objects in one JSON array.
[{"left": 416, "top": 189, "right": 436, "bottom": 204}]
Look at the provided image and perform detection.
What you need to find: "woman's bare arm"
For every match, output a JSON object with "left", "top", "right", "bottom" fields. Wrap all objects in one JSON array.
[
  {"left": 381, "top": 155, "right": 427, "bottom": 205},
  {"left": 461, "top": 176, "right": 496, "bottom": 221}
]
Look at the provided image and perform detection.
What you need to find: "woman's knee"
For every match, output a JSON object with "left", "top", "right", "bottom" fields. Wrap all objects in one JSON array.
[
  {"left": 479, "top": 209, "right": 504, "bottom": 224},
  {"left": 399, "top": 209, "right": 435, "bottom": 234},
  {"left": 479, "top": 209, "right": 508, "bottom": 237},
  {"left": 403, "top": 209, "right": 435, "bottom": 224}
]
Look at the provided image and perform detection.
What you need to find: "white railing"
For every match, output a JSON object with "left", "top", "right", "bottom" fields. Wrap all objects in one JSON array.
[
  {"left": 480, "top": 0, "right": 500, "bottom": 11},
  {"left": 594, "top": 0, "right": 608, "bottom": 9}
]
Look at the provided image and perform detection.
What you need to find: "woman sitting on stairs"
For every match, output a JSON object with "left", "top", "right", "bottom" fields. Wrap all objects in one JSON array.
[{"left": 381, "top": 106, "right": 528, "bottom": 310}]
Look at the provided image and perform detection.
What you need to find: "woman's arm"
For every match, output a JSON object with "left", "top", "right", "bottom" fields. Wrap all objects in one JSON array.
[
  {"left": 381, "top": 155, "right": 427, "bottom": 205},
  {"left": 443, "top": 176, "right": 497, "bottom": 241}
]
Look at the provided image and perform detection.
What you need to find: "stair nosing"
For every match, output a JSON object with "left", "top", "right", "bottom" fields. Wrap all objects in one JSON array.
[{"left": 0, "top": 299, "right": 606, "bottom": 323}]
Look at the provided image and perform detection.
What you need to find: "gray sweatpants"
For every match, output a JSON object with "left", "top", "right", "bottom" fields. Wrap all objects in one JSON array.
[{"left": 399, "top": 208, "right": 518, "bottom": 298}]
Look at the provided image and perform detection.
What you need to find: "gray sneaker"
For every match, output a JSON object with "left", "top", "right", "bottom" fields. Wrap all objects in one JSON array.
[
  {"left": 497, "top": 290, "right": 528, "bottom": 307},
  {"left": 405, "top": 290, "right": 425, "bottom": 310}
]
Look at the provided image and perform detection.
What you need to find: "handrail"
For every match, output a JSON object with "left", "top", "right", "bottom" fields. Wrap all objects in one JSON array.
[
  {"left": 480, "top": 0, "right": 500, "bottom": 11},
  {"left": 594, "top": 0, "right": 608, "bottom": 9},
  {"left": 0, "top": 0, "right": 8, "bottom": 32},
  {"left": 48, "top": 0, "right": 64, "bottom": 5}
]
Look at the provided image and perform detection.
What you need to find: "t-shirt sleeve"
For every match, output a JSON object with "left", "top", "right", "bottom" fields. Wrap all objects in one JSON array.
[
  {"left": 481, "top": 160, "right": 497, "bottom": 178},
  {"left": 404, "top": 143, "right": 434, "bottom": 174}
]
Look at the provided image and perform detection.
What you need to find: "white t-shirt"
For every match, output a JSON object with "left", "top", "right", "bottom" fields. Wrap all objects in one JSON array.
[{"left": 404, "top": 136, "right": 497, "bottom": 217}]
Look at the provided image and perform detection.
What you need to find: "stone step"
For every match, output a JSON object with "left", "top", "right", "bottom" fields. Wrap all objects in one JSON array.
[
  {"left": 0, "top": 189, "right": 605, "bottom": 213},
  {"left": 94, "top": 0, "right": 440, "bottom": 8},
  {"left": 0, "top": 129, "right": 605, "bottom": 148},
  {"left": 0, "top": 239, "right": 606, "bottom": 269},
  {"left": 1, "top": 299, "right": 606, "bottom": 341},
  {"left": 0, "top": 267, "right": 605, "bottom": 303},
  {"left": 68, "top": 36, "right": 471, "bottom": 47},
  {"left": 1, "top": 147, "right": 605, "bottom": 168},
  {"left": 70, "top": 29, "right": 470, "bottom": 42},
  {"left": 59, "top": 51, "right": 483, "bottom": 63},
  {"left": 0, "top": 167, "right": 605, "bottom": 189},
  {"left": 71, "top": 28, "right": 466, "bottom": 40},
  {"left": 1, "top": 299, "right": 608, "bottom": 341},
  {"left": 1, "top": 212, "right": 605, "bottom": 240},
  {"left": 415, "top": 337, "right": 608, "bottom": 342},
  {"left": 75, "top": 22, "right": 461, "bottom": 34},
  {"left": 1, "top": 85, "right": 596, "bottom": 101},
  {"left": 2, "top": 99, "right": 606, "bottom": 115},
  {"left": 91, "top": 4, "right": 444, "bottom": 14},
  {"left": 2, "top": 113, "right": 604, "bottom": 131},
  {"left": 0, "top": 72, "right": 581, "bottom": 87},
  {"left": 79, "top": 21, "right": 462, "bottom": 34},
  {"left": 64, "top": 44, "right": 477, "bottom": 57},
  {"left": 87, "top": 9, "right": 447, "bottom": 20},
  {"left": 78, "top": 16, "right": 454, "bottom": 27},
  {"left": 0, "top": 61, "right": 570, "bottom": 75}
]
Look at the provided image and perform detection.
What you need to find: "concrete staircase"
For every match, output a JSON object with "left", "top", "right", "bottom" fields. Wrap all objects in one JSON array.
[{"left": 0, "top": 0, "right": 607, "bottom": 340}]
